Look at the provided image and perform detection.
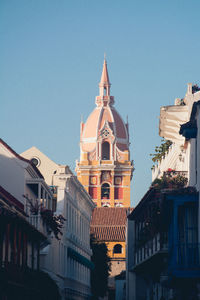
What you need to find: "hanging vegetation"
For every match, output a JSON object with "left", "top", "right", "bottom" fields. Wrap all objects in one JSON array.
[
  {"left": 150, "top": 139, "right": 172, "bottom": 169},
  {"left": 151, "top": 172, "right": 188, "bottom": 189},
  {"left": 23, "top": 195, "right": 65, "bottom": 240},
  {"left": 40, "top": 208, "right": 65, "bottom": 240}
]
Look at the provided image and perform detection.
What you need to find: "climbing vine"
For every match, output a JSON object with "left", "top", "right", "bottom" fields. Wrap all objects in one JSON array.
[{"left": 150, "top": 139, "right": 172, "bottom": 169}]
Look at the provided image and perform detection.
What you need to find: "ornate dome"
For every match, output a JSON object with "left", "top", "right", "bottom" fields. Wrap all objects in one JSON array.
[
  {"left": 81, "top": 106, "right": 129, "bottom": 152},
  {"left": 80, "top": 59, "right": 130, "bottom": 161}
]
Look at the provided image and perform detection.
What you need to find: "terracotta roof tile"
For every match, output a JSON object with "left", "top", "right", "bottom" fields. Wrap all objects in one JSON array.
[
  {"left": 90, "top": 225, "right": 126, "bottom": 241},
  {"left": 91, "top": 207, "right": 129, "bottom": 226},
  {"left": 90, "top": 207, "right": 132, "bottom": 241}
]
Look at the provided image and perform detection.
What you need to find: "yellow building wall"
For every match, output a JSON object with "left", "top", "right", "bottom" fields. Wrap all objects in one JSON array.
[
  {"left": 77, "top": 165, "right": 132, "bottom": 208},
  {"left": 107, "top": 241, "right": 126, "bottom": 259}
]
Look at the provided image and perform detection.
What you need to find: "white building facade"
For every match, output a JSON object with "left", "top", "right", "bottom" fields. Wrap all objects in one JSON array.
[
  {"left": 0, "top": 138, "right": 53, "bottom": 248},
  {"left": 0, "top": 138, "right": 54, "bottom": 298},
  {"left": 21, "top": 147, "right": 95, "bottom": 300},
  {"left": 126, "top": 83, "right": 200, "bottom": 300}
]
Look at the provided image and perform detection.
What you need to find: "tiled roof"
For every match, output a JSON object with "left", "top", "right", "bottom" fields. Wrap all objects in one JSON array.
[
  {"left": 90, "top": 225, "right": 126, "bottom": 241},
  {"left": 90, "top": 207, "right": 131, "bottom": 241},
  {"left": 91, "top": 207, "right": 129, "bottom": 226}
]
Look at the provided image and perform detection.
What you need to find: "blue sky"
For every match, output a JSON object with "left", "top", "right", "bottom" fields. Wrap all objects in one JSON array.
[{"left": 1, "top": 0, "right": 200, "bottom": 206}]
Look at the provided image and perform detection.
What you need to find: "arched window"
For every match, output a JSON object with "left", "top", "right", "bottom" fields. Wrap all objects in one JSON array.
[
  {"left": 101, "top": 183, "right": 110, "bottom": 199},
  {"left": 102, "top": 142, "right": 110, "bottom": 160},
  {"left": 113, "top": 244, "right": 122, "bottom": 254}
]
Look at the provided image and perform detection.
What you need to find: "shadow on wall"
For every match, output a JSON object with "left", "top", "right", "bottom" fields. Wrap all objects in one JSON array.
[{"left": 0, "top": 152, "right": 27, "bottom": 207}]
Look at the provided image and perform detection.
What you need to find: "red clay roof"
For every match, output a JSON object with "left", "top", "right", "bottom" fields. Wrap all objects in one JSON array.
[
  {"left": 91, "top": 207, "right": 129, "bottom": 226},
  {"left": 91, "top": 225, "right": 126, "bottom": 241},
  {"left": 90, "top": 207, "right": 130, "bottom": 241}
]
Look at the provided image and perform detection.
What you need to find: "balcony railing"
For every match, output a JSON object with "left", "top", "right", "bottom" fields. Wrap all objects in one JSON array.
[
  {"left": 170, "top": 243, "right": 200, "bottom": 270},
  {"left": 134, "top": 232, "right": 168, "bottom": 266},
  {"left": 29, "top": 214, "right": 48, "bottom": 237}
]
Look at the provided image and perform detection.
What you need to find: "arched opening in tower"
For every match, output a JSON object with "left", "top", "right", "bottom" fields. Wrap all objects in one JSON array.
[
  {"left": 102, "top": 142, "right": 110, "bottom": 160},
  {"left": 113, "top": 244, "right": 122, "bottom": 254},
  {"left": 101, "top": 183, "right": 110, "bottom": 199}
]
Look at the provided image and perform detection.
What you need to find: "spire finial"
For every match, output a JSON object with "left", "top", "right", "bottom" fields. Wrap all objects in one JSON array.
[
  {"left": 96, "top": 57, "right": 114, "bottom": 106},
  {"left": 99, "top": 56, "right": 111, "bottom": 97}
]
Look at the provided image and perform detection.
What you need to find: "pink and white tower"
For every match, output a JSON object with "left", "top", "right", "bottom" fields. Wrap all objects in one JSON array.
[{"left": 76, "top": 58, "right": 133, "bottom": 208}]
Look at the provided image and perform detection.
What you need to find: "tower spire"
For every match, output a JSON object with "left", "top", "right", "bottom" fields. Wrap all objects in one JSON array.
[{"left": 99, "top": 57, "right": 111, "bottom": 97}]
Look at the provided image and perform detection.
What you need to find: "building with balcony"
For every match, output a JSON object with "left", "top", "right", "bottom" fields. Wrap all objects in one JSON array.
[
  {"left": 0, "top": 139, "right": 54, "bottom": 299},
  {"left": 21, "top": 146, "right": 95, "bottom": 300},
  {"left": 126, "top": 83, "right": 200, "bottom": 300},
  {"left": 127, "top": 186, "right": 199, "bottom": 300}
]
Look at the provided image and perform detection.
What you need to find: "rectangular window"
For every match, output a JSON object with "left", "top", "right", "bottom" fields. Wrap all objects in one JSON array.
[{"left": 177, "top": 202, "right": 198, "bottom": 267}]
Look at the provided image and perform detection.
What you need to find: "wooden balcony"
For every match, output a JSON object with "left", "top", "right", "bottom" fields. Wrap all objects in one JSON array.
[
  {"left": 134, "top": 232, "right": 168, "bottom": 270},
  {"left": 169, "top": 243, "right": 200, "bottom": 278}
]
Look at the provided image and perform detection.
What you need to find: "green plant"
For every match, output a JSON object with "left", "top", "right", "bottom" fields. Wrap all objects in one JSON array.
[
  {"left": 152, "top": 173, "right": 188, "bottom": 189},
  {"left": 172, "top": 174, "right": 188, "bottom": 187},
  {"left": 23, "top": 195, "right": 65, "bottom": 239},
  {"left": 90, "top": 235, "right": 111, "bottom": 300},
  {"left": 150, "top": 139, "right": 172, "bottom": 169},
  {"left": 40, "top": 208, "right": 65, "bottom": 240}
]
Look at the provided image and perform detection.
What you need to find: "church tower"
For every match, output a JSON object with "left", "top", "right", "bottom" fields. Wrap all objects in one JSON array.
[
  {"left": 76, "top": 59, "right": 133, "bottom": 208},
  {"left": 76, "top": 59, "right": 134, "bottom": 294}
]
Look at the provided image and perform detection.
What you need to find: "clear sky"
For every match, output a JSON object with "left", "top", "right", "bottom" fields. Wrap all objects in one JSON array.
[{"left": 1, "top": 0, "right": 200, "bottom": 206}]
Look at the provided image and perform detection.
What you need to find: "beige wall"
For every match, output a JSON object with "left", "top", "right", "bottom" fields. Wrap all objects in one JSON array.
[{"left": 21, "top": 146, "right": 59, "bottom": 186}]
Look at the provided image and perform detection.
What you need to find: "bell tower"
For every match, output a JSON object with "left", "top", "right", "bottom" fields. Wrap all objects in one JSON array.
[{"left": 76, "top": 59, "right": 133, "bottom": 208}]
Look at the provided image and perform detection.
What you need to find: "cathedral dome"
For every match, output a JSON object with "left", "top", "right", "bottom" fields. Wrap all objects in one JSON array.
[
  {"left": 81, "top": 106, "right": 129, "bottom": 152},
  {"left": 80, "top": 59, "right": 130, "bottom": 159}
]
